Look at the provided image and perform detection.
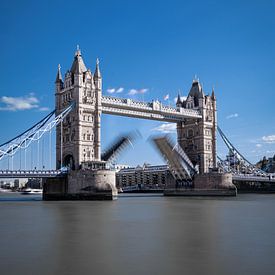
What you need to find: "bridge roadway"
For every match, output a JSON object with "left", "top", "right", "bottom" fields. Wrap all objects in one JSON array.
[
  {"left": 1, "top": 168, "right": 274, "bottom": 184},
  {"left": 101, "top": 96, "right": 202, "bottom": 122},
  {"left": 232, "top": 174, "right": 275, "bottom": 182},
  {"left": 0, "top": 170, "right": 66, "bottom": 178}
]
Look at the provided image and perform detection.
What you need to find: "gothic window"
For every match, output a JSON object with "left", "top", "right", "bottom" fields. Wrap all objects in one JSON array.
[
  {"left": 87, "top": 134, "right": 91, "bottom": 140},
  {"left": 83, "top": 134, "right": 86, "bottom": 140},
  {"left": 83, "top": 115, "right": 86, "bottom": 121},
  {"left": 188, "top": 129, "right": 194, "bottom": 138}
]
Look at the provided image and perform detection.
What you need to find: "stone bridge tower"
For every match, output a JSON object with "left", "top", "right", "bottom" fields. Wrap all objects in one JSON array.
[
  {"left": 55, "top": 48, "right": 102, "bottom": 170},
  {"left": 176, "top": 80, "right": 217, "bottom": 174}
]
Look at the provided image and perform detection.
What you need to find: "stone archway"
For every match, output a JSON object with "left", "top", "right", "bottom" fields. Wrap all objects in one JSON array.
[{"left": 63, "top": 154, "right": 75, "bottom": 170}]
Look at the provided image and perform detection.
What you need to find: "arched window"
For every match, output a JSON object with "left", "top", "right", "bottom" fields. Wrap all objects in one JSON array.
[{"left": 188, "top": 129, "right": 194, "bottom": 138}]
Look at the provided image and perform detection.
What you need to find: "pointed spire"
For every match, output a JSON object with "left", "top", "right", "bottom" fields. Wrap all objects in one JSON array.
[
  {"left": 94, "top": 58, "right": 101, "bottom": 78},
  {"left": 211, "top": 86, "right": 216, "bottom": 100},
  {"left": 176, "top": 92, "right": 182, "bottom": 105},
  {"left": 55, "top": 64, "right": 63, "bottom": 83},
  {"left": 70, "top": 45, "right": 87, "bottom": 74}
]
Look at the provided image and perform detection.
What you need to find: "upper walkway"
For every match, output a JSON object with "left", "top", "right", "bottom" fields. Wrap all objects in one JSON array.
[{"left": 101, "top": 96, "right": 202, "bottom": 122}]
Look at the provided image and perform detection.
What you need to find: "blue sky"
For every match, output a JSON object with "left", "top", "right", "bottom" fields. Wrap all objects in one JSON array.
[{"left": 0, "top": 0, "right": 275, "bottom": 169}]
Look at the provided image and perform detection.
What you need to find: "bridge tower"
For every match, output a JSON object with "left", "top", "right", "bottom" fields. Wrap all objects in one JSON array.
[
  {"left": 55, "top": 48, "right": 102, "bottom": 170},
  {"left": 176, "top": 79, "right": 217, "bottom": 174}
]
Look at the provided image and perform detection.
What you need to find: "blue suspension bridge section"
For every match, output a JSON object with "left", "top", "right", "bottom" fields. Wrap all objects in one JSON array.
[{"left": 0, "top": 103, "right": 74, "bottom": 178}]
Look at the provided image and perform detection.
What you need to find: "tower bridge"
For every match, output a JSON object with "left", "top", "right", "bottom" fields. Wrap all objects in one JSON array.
[
  {"left": 55, "top": 48, "right": 217, "bottom": 176},
  {"left": 0, "top": 48, "right": 273, "bottom": 198}
]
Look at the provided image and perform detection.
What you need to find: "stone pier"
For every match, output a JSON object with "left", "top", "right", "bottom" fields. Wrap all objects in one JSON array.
[
  {"left": 164, "top": 171, "right": 237, "bottom": 196},
  {"left": 43, "top": 162, "right": 117, "bottom": 200}
]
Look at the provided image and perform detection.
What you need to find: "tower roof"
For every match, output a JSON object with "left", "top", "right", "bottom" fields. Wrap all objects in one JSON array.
[
  {"left": 55, "top": 64, "right": 63, "bottom": 83},
  {"left": 188, "top": 79, "right": 204, "bottom": 99},
  {"left": 70, "top": 47, "right": 87, "bottom": 74},
  {"left": 176, "top": 92, "right": 182, "bottom": 105},
  {"left": 94, "top": 58, "right": 101, "bottom": 78}
]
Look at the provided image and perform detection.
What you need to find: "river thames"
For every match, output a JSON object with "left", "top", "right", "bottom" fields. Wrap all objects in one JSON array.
[{"left": 0, "top": 192, "right": 275, "bottom": 275}]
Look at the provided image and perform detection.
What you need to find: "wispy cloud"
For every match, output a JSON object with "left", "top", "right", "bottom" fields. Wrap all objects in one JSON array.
[
  {"left": 0, "top": 94, "right": 48, "bottom": 112},
  {"left": 106, "top": 87, "right": 124, "bottom": 94},
  {"left": 262, "top": 135, "right": 275, "bottom": 143},
  {"left": 128, "top": 88, "right": 148, "bottom": 95},
  {"left": 152, "top": 123, "right": 176, "bottom": 134},
  {"left": 226, "top": 113, "right": 239, "bottom": 119},
  {"left": 116, "top": 87, "right": 124, "bottom": 93},
  {"left": 256, "top": 144, "right": 262, "bottom": 148},
  {"left": 39, "top": 107, "right": 50, "bottom": 112}
]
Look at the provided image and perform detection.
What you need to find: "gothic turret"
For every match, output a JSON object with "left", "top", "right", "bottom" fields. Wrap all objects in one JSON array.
[
  {"left": 94, "top": 58, "right": 102, "bottom": 90},
  {"left": 94, "top": 58, "right": 101, "bottom": 78},
  {"left": 187, "top": 79, "right": 205, "bottom": 107},
  {"left": 55, "top": 64, "right": 63, "bottom": 92},
  {"left": 70, "top": 47, "right": 87, "bottom": 75},
  {"left": 211, "top": 87, "right": 216, "bottom": 101},
  {"left": 176, "top": 93, "right": 182, "bottom": 107}
]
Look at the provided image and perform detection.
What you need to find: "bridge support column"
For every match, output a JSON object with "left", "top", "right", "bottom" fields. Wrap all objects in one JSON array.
[
  {"left": 43, "top": 169, "right": 117, "bottom": 200},
  {"left": 164, "top": 171, "right": 237, "bottom": 196}
]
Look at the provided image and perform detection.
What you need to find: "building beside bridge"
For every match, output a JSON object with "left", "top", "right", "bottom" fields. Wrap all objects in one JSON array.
[{"left": 116, "top": 164, "right": 171, "bottom": 189}]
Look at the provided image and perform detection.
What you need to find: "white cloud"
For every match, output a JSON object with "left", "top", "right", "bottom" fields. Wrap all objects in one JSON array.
[
  {"left": 256, "top": 143, "right": 263, "bottom": 148},
  {"left": 256, "top": 144, "right": 262, "bottom": 148},
  {"left": 226, "top": 113, "right": 239, "bottom": 119},
  {"left": 39, "top": 107, "right": 50, "bottom": 112},
  {"left": 0, "top": 95, "right": 40, "bottom": 111},
  {"left": 116, "top": 87, "right": 124, "bottom": 93},
  {"left": 106, "top": 87, "right": 124, "bottom": 94},
  {"left": 0, "top": 94, "right": 49, "bottom": 112},
  {"left": 262, "top": 135, "right": 275, "bottom": 143},
  {"left": 152, "top": 123, "right": 176, "bottom": 134},
  {"left": 173, "top": 96, "right": 187, "bottom": 103},
  {"left": 128, "top": 88, "right": 148, "bottom": 95},
  {"left": 107, "top": 88, "right": 116, "bottom": 94}
]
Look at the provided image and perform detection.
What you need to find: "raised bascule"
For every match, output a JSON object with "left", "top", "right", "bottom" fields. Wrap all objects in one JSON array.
[{"left": 42, "top": 48, "right": 235, "bottom": 199}]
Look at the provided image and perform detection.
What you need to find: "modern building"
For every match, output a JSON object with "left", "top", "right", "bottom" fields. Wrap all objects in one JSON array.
[{"left": 116, "top": 164, "right": 174, "bottom": 188}]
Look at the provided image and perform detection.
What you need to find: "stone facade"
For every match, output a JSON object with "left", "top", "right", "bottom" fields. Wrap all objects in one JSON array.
[
  {"left": 176, "top": 80, "right": 217, "bottom": 174},
  {"left": 43, "top": 169, "right": 117, "bottom": 200},
  {"left": 193, "top": 172, "right": 234, "bottom": 189},
  {"left": 55, "top": 49, "right": 102, "bottom": 170}
]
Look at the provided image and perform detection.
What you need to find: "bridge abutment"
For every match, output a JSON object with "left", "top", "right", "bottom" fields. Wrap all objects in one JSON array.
[
  {"left": 164, "top": 171, "right": 237, "bottom": 196},
  {"left": 43, "top": 166, "right": 117, "bottom": 200}
]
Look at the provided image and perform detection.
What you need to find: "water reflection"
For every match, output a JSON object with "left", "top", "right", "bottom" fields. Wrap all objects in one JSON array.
[{"left": 0, "top": 193, "right": 275, "bottom": 275}]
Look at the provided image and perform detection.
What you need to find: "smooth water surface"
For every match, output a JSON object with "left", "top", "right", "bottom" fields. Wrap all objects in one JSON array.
[{"left": 0, "top": 192, "right": 275, "bottom": 275}]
